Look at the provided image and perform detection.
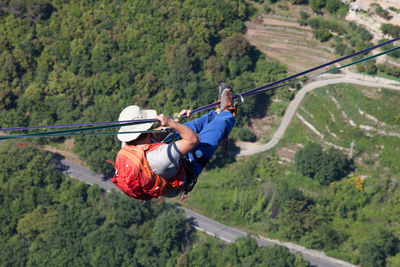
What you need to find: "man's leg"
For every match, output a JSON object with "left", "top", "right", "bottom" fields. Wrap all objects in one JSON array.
[
  {"left": 162, "top": 110, "right": 217, "bottom": 144},
  {"left": 183, "top": 110, "right": 218, "bottom": 134},
  {"left": 187, "top": 111, "right": 235, "bottom": 177},
  {"left": 191, "top": 111, "right": 235, "bottom": 158}
]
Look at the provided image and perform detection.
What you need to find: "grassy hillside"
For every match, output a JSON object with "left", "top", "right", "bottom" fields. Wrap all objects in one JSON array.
[
  {"left": 181, "top": 84, "right": 400, "bottom": 265},
  {"left": 282, "top": 83, "right": 400, "bottom": 176}
]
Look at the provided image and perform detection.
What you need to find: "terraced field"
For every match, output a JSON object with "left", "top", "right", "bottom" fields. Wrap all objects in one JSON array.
[
  {"left": 280, "top": 83, "right": 400, "bottom": 176},
  {"left": 245, "top": 16, "right": 337, "bottom": 73}
]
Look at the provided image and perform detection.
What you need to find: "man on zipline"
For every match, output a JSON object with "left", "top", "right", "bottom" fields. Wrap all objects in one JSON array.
[{"left": 110, "top": 83, "right": 236, "bottom": 200}]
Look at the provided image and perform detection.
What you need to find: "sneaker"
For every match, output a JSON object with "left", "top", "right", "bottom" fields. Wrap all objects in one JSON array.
[
  {"left": 220, "top": 87, "right": 236, "bottom": 113},
  {"left": 218, "top": 82, "right": 230, "bottom": 101}
]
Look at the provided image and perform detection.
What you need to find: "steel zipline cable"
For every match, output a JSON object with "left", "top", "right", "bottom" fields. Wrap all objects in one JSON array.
[
  {"left": 1, "top": 37, "right": 400, "bottom": 140},
  {"left": 190, "top": 37, "right": 400, "bottom": 114}
]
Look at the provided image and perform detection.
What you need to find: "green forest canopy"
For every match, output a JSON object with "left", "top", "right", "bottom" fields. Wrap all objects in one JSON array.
[
  {"left": 3, "top": 1, "right": 400, "bottom": 266},
  {"left": 0, "top": 0, "right": 312, "bottom": 266},
  {"left": 0, "top": 0, "right": 287, "bottom": 175},
  {"left": 0, "top": 143, "right": 310, "bottom": 266}
]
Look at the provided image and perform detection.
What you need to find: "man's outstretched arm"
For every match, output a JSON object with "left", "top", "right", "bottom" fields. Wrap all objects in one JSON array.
[{"left": 157, "top": 111, "right": 199, "bottom": 156}]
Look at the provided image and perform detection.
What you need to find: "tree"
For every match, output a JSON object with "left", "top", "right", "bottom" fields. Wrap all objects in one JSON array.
[
  {"left": 291, "top": 0, "right": 308, "bottom": 4},
  {"left": 359, "top": 228, "right": 399, "bottom": 267},
  {"left": 295, "top": 143, "right": 351, "bottom": 184},
  {"left": 215, "top": 33, "right": 251, "bottom": 62},
  {"left": 326, "top": 0, "right": 341, "bottom": 14},
  {"left": 295, "top": 142, "right": 324, "bottom": 178},
  {"left": 315, "top": 147, "right": 351, "bottom": 185},
  {"left": 303, "top": 223, "right": 343, "bottom": 250},
  {"left": 150, "top": 209, "right": 189, "bottom": 256},
  {"left": 309, "top": 0, "right": 326, "bottom": 14},
  {"left": 235, "top": 236, "right": 258, "bottom": 260},
  {"left": 359, "top": 243, "right": 385, "bottom": 267},
  {"left": 82, "top": 226, "right": 136, "bottom": 266},
  {"left": 242, "top": 245, "right": 307, "bottom": 267},
  {"left": 314, "top": 29, "right": 332, "bottom": 42}
]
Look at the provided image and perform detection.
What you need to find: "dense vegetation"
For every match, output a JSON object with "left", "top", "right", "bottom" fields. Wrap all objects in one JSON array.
[
  {"left": 262, "top": 0, "right": 348, "bottom": 16},
  {"left": 0, "top": 143, "right": 310, "bottom": 266},
  {"left": 295, "top": 142, "right": 352, "bottom": 185},
  {"left": 185, "top": 84, "right": 400, "bottom": 266},
  {"left": 2, "top": 0, "right": 400, "bottom": 266},
  {"left": 0, "top": 0, "right": 288, "bottom": 175},
  {"left": 381, "top": 23, "right": 400, "bottom": 38}
]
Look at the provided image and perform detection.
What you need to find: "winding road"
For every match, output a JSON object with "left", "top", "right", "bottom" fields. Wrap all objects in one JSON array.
[
  {"left": 0, "top": 142, "right": 353, "bottom": 266},
  {"left": 58, "top": 157, "right": 354, "bottom": 267},
  {"left": 238, "top": 71, "right": 400, "bottom": 156},
  {"left": 3, "top": 72, "right": 400, "bottom": 266},
  {"left": 56, "top": 72, "right": 400, "bottom": 267}
]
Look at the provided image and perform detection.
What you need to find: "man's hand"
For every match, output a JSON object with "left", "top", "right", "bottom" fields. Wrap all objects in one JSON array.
[
  {"left": 177, "top": 110, "right": 192, "bottom": 120},
  {"left": 156, "top": 111, "right": 199, "bottom": 156},
  {"left": 156, "top": 114, "right": 171, "bottom": 127},
  {"left": 156, "top": 110, "right": 192, "bottom": 126}
]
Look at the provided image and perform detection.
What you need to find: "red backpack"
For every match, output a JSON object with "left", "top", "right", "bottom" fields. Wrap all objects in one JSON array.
[{"left": 110, "top": 143, "right": 186, "bottom": 200}]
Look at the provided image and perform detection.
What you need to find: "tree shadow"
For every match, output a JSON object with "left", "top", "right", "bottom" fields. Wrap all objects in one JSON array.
[
  {"left": 253, "top": 91, "right": 271, "bottom": 119},
  {"left": 50, "top": 151, "right": 110, "bottom": 180},
  {"left": 50, "top": 152, "right": 69, "bottom": 173},
  {"left": 204, "top": 138, "right": 240, "bottom": 170}
]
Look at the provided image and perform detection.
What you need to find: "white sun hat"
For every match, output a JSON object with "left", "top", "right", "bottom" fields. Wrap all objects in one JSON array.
[{"left": 117, "top": 105, "right": 157, "bottom": 142}]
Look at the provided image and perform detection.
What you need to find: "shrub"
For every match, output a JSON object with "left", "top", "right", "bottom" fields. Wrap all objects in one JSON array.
[
  {"left": 377, "top": 64, "right": 400, "bottom": 77},
  {"left": 358, "top": 26, "right": 373, "bottom": 41},
  {"left": 374, "top": 4, "right": 392, "bottom": 20},
  {"left": 238, "top": 128, "right": 256, "bottom": 142},
  {"left": 389, "top": 6, "right": 400, "bottom": 14},
  {"left": 356, "top": 61, "right": 377, "bottom": 75},
  {"left": 298, "top": 11, "right": 309, "bottom": 26},
  {"left": 295, "top": 142, "right": 351, "bottom": 185},
  {"left": 309, "top": 0, "right": 326, "bottom": 14},
  {"left": 359, "top": 229, "right": 399, "bottom": 267},
  {"left": 378, "top": 40, "right": 400, "bottom": 58},
  {"left": 314, "top": 29, "right": 332, "bottom": 42},
  {"left": 335, "top": 43, "right": 347, "bottom": 56},
  {"left": 263, "top": 6, "right": 272, "bottom": 14},
  {"left": 307, "top": 17, "right": 321, "bottom": 29},
  {"left": 326, "top": 0, "right": 341, "bottom": 14},
  {"left": 381, "top": 23, "right": 400, "bottom": 37}
]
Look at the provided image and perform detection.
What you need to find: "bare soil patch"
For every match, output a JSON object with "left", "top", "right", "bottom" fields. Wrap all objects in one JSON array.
[
  {"left": 249, "top": 115, "right": 280, "bottom": 139},
  {"left": 357, "top": 0, "right": 400, "bottom": 13},
  {"left": 261, "top": 18, "right": 312, "bottom": 29},
  {"left": 41, "top": 138, "right": 85, "bottom": 166},
  {"left": 361, "top": 87, "right": 382, "bottom": 99},
  {"left": 235, "top": 140, "right": 262, "bottom": 153},
  {"left": 347, "top": 0, "right": 400, "bottom": 42},
  {"left": 276, "top": 147, "right": 297, "bottom": 161}
]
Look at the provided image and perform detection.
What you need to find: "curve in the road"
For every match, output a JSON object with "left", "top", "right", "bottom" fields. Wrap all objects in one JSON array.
[
  {"left": 3, "top": 72, "right": 396, "bottom": 267},
  {"left": 55, "top": 155, "right": 355, "bottom": 267},
  {"left": 238, "top": 73, "right": 400, "bottom": 156}
]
